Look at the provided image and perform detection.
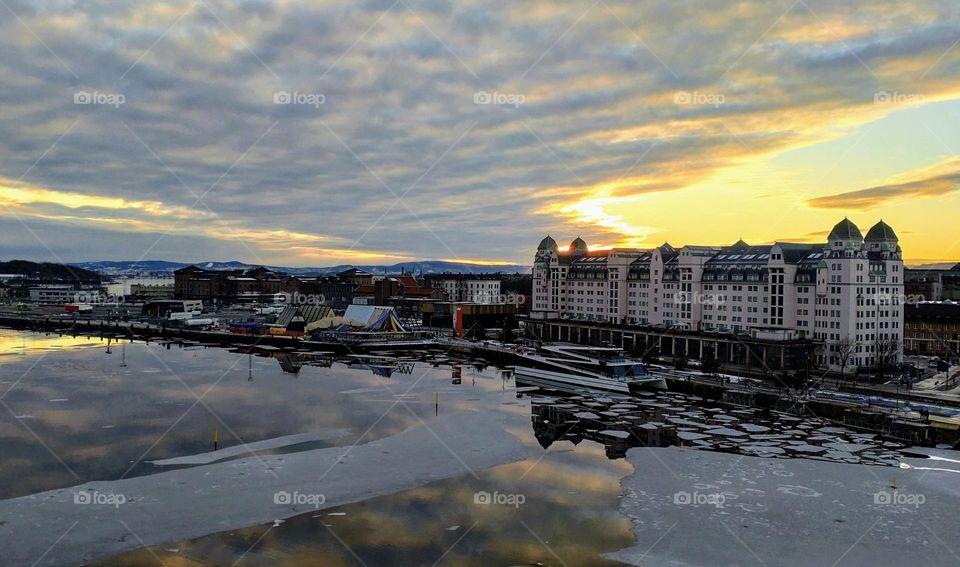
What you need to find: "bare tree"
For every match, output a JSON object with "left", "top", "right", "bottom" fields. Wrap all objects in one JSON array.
[
  {"left": 874, "top": 337, "right": 901, "bottom": 379},
  {"left": 833, "top": 338, "right": 857, "bottom": 377}
]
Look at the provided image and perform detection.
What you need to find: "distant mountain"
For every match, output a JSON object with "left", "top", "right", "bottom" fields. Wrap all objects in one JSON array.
[
  {"left": 0, "top": 260, "right": 102, "bottom": 283},
  {"left": 69, "top": 259, "right": 530, "bottom": 277},
  {"left": 906, "top": 262, "right": 960, "bottom": 270}
]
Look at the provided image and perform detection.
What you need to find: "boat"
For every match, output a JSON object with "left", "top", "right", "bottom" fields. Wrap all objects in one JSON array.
[{"left": 514, "top": 344, "right": 667, "bottom": 395}]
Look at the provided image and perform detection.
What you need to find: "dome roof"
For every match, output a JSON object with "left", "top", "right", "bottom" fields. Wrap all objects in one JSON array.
[
  {"left": 865, "top": 220, "right": 898, "bottom": 242},
  {"left": 570, "top": 236, "right": 588, "bottom": 255},
  {"left": 537, "top": 235, "right": 558, "bottom": 251},
  {"left": 828, "top": 218, "right": 863, "bottom": 241}
]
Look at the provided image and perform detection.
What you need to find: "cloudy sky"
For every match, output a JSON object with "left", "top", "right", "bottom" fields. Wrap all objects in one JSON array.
[{"left": 1, "top": 0, "right": 959, "bottom": 266}]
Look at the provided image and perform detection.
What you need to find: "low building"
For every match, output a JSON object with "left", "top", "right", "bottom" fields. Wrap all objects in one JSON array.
[
  {"left": 905, "top": 265, "right": 960, "bottom": 302},
  {"left": 129, "top": 284, "right": 175, "bottom": 300},
  {"left": 142, "top": 299, "right": 203, "bottom": 319},
  {"left": 904, "top": 302, "right": 960, "bottom": 361},
  {"left": 421, "top": 301, "right": 517, "bottom": 333},
  {"left": 527, "top": 318, "right": 818, "bottom": 377},
  {"left": 337, "top": 268, "right": 374, "bottom": 285},
  {"left": 175, "top": 265, "right": 288, "bottom": 301},
  {"left": 28, "top": 286, "right": 105, "bottom": 304},
  {"left": 353, "top": 275, "right": 444, "bottom": 307},
  {"left": 174, "top": 266, "right": 236, "bottom": 299},
  {"left": 291, "top": 276, "right": 356, "bottom": 308}
]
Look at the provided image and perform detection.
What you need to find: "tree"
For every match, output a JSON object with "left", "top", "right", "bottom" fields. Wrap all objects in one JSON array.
[
  {"left": 874, "top": 337, "right": 901, "bottom": 379},
  {"left": 702, "top": 356, "right": 721, "bottom": 375},
  {"left": 501, "top": 318, "right": 515, "bottom": 343},
  {"left": 834, "top": 338, "right": 857, "bottom": 377}
]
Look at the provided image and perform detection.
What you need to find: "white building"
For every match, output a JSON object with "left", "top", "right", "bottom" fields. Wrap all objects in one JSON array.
[
  {"left": 532, "top": 219, "right": 905, "bottom": 371},
  {"left": 430, "top": 275, "right": 501, "bottom": 303},
  {"left": 28, "top": 286, "right": 104, "bottom": 305}
]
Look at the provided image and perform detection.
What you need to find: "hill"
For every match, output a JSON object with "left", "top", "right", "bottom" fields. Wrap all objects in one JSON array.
[
  {"left": 69, "top": 260, "right": 530, "bottom": 277},
  {"left": 0, "top": 260, "right": 102, "bottom": 283}
]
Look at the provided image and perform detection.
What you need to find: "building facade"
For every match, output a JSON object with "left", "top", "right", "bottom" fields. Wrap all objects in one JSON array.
[
  {"left": 28, "top": 285, "right": 106, "bottom": 304},
  {"left": 532, "top": 219, "right": 905, "bottom": 371},
  {"left": 426, "top": 274, "right": 502, "bottom": 303},
  {"left": 129, "top": 284, "right": 175, "bottom": 300},
  {"left": 905, "top": 264, "right": 960, "bottom": 302},
  {"left": 904, "top": 302, "right": 960, "bottom": 361},
  {"left": 174, "top": 266, "right": 288, "bottom": 301}
]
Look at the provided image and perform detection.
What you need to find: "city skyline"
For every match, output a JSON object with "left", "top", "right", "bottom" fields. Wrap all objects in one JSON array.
[{"left": 2, "top": 1, "right": 960, "bottom": 267}]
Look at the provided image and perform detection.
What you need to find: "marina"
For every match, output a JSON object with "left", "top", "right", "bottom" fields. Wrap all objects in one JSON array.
[
  {"left": 3, "top": 309, "right": 959, "bottom": 446},
  {"left": 1, "top": 323, "right": 959, "bottom": 565}
]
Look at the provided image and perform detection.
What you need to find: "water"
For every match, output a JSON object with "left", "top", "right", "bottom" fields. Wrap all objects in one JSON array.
[{"left": 0, "top": 329, "right": 633, "bottom": 566}]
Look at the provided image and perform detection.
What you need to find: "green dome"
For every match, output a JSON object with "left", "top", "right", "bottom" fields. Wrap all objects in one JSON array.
[
  {"left": 865, "top": 220, "right": 897, "bottom": 242},
  {"left": 537, "top": 235, "right": 558, "bottom": 251},
  {"left": 570, "top": 236, "right": 588, "bottom": 255},
  {"left": 828, "top": 218, "right": 863, "bottom": 241}
]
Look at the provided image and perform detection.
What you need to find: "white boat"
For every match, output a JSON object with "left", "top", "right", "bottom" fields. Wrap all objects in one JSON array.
[{"left": 514, "top": 344, "right": 667, "bottom": 395}]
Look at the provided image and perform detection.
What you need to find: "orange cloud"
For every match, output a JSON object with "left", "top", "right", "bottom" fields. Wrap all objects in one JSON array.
[{"left": 808, "top": 157, "right": 960, "bottom": 209}]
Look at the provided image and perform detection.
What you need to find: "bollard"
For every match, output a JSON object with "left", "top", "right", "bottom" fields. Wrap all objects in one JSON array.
[{"left": 214, "top": 429, "right": 219, "bottom": 451}]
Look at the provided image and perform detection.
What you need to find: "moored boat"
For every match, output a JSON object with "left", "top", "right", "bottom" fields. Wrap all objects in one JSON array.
[{"left": 514, "top": 343, "right": 667, "bottom": 395}]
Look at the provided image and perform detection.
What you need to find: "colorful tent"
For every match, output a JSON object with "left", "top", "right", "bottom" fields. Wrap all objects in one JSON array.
[{"left": 341, "top": 305, "right": 406, "bottom": 332}]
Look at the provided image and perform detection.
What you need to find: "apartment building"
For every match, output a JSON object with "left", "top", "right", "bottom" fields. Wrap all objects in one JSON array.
[
  {"left": 426, "top": 274, "right": 502, "bottom": 303},
  {"left": 532, "top": 219, "right": 905, "bottom": 370}
]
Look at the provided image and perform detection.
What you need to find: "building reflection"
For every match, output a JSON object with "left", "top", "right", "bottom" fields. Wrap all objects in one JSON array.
[
  {"left": 273, "top": 352, "right": 335, "bottom": 374},
  {"left": 523, "top": 384, "right": 678, "bottom": 459}
]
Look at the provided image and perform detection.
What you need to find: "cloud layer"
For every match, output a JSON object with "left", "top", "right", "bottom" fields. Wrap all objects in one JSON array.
[{"left": 1, "top": 0, "right": 959, "bottom": 265}]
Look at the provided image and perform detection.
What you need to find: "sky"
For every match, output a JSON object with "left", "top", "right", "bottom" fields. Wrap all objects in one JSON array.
[{"left": 1, "top": 0, "right": 959, "bottom": 267}]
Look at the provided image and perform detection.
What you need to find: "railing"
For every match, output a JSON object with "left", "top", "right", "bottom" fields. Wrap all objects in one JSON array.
[
  {"left": 934, "top": 370, "right": 960, "bottom": 391},
  {"left": 313, "top": 330, "right": 440, "bottom": 343}
]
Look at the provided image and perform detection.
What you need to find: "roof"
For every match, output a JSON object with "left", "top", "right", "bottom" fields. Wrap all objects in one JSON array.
[
  {"left": 656, "top": 242, "right": 677, "bottom": 259},
  {"left": 570, "top": 237, "right": 588, "bottom": 255},
  {"left": 559, "top": 249, "right": 609, "bottom": 265},
  {"left": 425, "top": 273, "right": 502, "bottom": 281},
  {"left": 704, "top": 244, "right": 772, "bottom": 266},
  {"left": 337, "top": 268, "right": 372, "bottom": 277},
  {"left": 395, "top": 275, "right": 420, "bottom": 287},
  {"left": 828, "top": 218, "right": 863, "bottom": 241},
  {"left": 865, "top": 220, "right": 898, "bottom": 241},
  {"left": 537, "top": 235, "right": 558, "bottom": 251},
  {"left": 730, "top": 238, "right": 750, "bottom": 251},
  {"left": 568, "top": 255, "right": 609, "bottom": 273},
  {"left": 276, "top": 305, "right": 332, "bottom": 326},
  {"left": 777, "top": 243, "right": 825, "bottom": 264}
]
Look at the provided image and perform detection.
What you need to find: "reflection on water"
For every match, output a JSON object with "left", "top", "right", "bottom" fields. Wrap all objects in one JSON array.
[
  {"left": 0, "top": 330, "right": 635, "bottom": 566},
  {"left": 272, "top": 352, "right": 335, "bottom": 374},
  {"left": 0, "top": 330, "right": 105, "bottom": 357}
]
